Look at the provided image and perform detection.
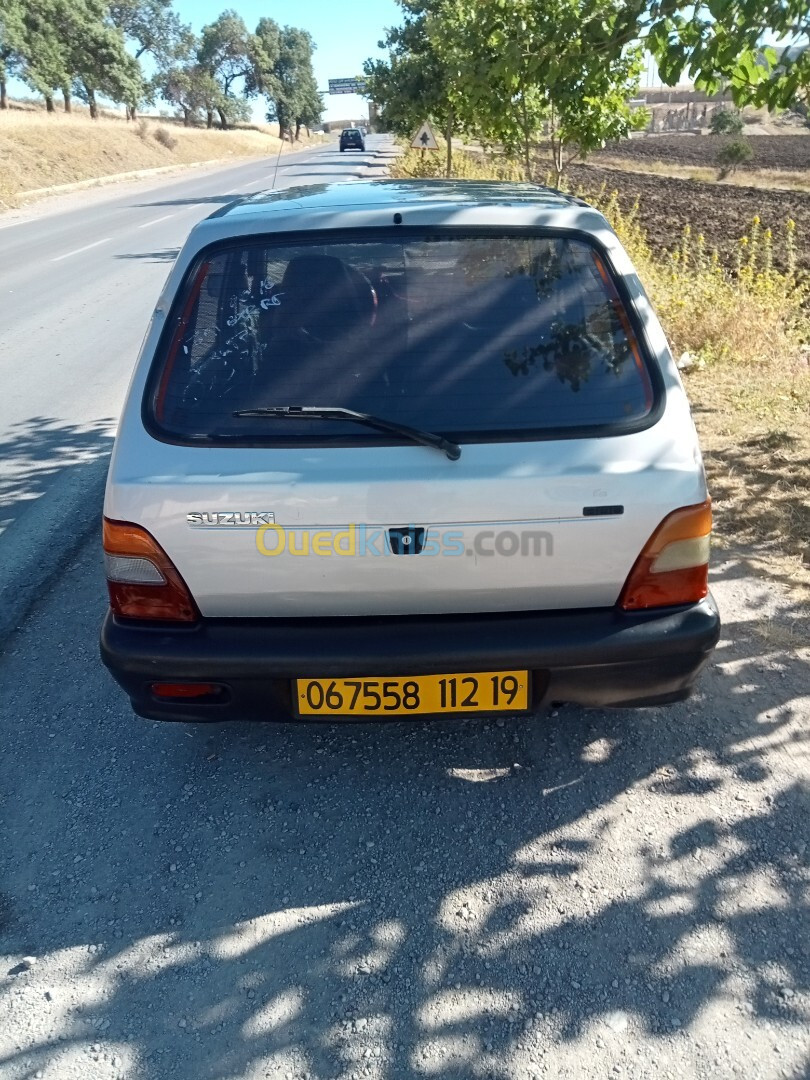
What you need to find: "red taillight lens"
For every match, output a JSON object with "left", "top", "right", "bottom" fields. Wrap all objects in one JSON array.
[
  {"left": 152, "top": 683, "right": 219, "bottom": 698},
  {"left": 103, "top": 518, "right": 199, "bottom": 622},
  {"left": 619, "top": 500, "right": 712, "bottom": 611}
]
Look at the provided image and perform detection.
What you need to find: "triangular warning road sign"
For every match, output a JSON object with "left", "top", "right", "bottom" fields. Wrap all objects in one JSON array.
[{"left": 410, "top": 121, "right": 439, "bottom": 150}]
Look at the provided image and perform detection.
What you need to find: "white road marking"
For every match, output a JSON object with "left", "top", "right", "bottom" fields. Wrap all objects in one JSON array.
[
  {"left": 137, "top": 212, "right": 177, "bottom": 229},
  {"left": 51, "top": 238, "right": 111, "bottom": 262}
]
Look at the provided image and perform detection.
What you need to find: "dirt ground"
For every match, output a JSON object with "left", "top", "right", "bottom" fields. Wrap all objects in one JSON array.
[
  {"left": 566, "top": 162, "right": 810, "bottom": 273},
  {"left": 592, "top": 133, "right": 810, "bottom": 173}
]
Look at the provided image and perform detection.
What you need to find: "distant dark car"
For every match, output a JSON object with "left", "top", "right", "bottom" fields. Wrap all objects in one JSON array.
[{"left": 340, "top": 128, "right": 365, "bottom": 152}]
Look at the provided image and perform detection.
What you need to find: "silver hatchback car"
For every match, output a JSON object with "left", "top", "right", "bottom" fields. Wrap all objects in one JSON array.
[{"left": 100, "top": 180, "right": 720, "bottom": 722}]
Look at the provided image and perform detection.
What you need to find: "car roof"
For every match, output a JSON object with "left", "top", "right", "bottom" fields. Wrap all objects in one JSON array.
[
  {"left": 182, "top": 179, "right": 611, "bottom": 254},
  {"left": 210, "top": 179, "right": 585, "bottom": 219}
]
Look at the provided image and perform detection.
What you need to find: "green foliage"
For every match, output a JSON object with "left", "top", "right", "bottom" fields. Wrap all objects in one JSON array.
[
  {"left": 369, "top": 0, "right": 646, "bottom": 182},
  {"left": 710, "top": 108, "right": 744, "bottom": 136},
  {"left": 263, "top": 27, "right": 322, "bottom": 139},
  {"left": 197, "top": 10, "right": 254, "bottom": 128},
  {"left": 0, "top": 0, "right": 24, "bottom": 106},
  {"left": 109, "top": 0, "right": 191, "bottom": 67},
  {"left": 363, "top": 5, "right": 456, "bottom": 137},
  {"left": 369, "top": 0, "right": 810, "bottom": 181},
  {"left": 716, "top": 137, "right": 753, "bottom": 176}
]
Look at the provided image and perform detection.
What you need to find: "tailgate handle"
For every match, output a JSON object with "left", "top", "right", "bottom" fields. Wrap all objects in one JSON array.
[{"left": 388, "top": 526, "right": 426, "bottom": 554}]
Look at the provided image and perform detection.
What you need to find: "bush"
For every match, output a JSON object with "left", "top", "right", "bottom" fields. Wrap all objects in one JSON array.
[
  {"left": 716, "top": 137, "right": 753, "bottom": 178},
  {"left": 710, "top": 108, "right": 744, "bottom": 136},
  {"left": 393, "top": 144, "right": 523, "bottom": 181},
  {"left": 154, "top": 126, "right": 178, "bottom": 151},
  {"left": 136, "top": 118, "right": 150, "bottom": 141}
]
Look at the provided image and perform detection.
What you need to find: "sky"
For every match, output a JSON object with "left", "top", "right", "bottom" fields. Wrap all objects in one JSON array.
[{"left": 170, "top": 0, "right": 403, "bottom": 123}]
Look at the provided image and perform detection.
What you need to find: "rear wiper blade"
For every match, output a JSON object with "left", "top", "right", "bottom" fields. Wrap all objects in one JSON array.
[{"left": 232, "top": 405, "right": 461, "bottom": 461}]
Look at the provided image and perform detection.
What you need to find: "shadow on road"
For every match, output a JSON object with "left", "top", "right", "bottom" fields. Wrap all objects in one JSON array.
[
  {"left": 0, "top": 546, "right": 807, "bottom": 1077},
  {"left": 0, "top": 416, "right": 115, "bottom": 639},
  {"left": 115, "top": 249, "right": 180, "bottom": 263},
  {"left": 0, "top": 416, "right": 114, "bottom": 536}
]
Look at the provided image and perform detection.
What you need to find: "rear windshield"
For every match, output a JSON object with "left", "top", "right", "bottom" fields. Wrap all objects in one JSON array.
[{"left": 147, "top": 232, "right": 655, "bottom": 445}]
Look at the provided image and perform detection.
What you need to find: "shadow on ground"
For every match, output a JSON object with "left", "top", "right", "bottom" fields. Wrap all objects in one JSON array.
[
  {"left": 115, "top": 249, "right": 180, "bottom": 263},
  {"left": 0, "top": 544, "right": 807, "bottom": 1077}
]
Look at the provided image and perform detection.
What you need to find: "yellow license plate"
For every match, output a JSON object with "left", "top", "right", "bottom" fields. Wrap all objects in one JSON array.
[{"left": 295, "top": 670, "right": 529, "bottom": 717}]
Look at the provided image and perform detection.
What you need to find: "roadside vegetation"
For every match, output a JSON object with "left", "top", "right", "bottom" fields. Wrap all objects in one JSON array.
[
  {"left": 392, "top": 142, "right": 810, "bottom": 588},
  {"left": 0, "top": 105, "right": 294, "bottom": 208},
  {"left": 366, "top": 0, "right": 810, "bottom": 184},
  {"left": 372, "top": 0, "right": 810, "bottom": 587}
]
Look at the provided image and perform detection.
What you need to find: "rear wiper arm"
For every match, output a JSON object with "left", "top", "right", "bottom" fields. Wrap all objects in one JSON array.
[{"left": 232, "top": 405, "right": 462, "bottom": 461}]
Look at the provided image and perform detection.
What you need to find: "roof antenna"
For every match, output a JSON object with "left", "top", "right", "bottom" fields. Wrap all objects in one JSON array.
[{"left": 270, "top": 125, "right": 285, "bottom": 191}]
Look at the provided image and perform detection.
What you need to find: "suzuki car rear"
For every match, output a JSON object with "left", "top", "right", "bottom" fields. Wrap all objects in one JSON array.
[{"left": 100, "top": 180, "right": 720, "bottom": 722}]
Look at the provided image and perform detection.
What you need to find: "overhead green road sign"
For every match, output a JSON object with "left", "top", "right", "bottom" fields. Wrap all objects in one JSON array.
[{"left": 329, "top": 78, "right": 367, "bottom": 95}]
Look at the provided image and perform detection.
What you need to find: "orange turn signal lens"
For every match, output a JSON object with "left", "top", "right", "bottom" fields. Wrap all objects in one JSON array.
[
  {"left": 103, "top": 518, "right": 199, "bottom": 622},
  {"left": 619, "top": 500, "right": 712, "bottom": 611}
]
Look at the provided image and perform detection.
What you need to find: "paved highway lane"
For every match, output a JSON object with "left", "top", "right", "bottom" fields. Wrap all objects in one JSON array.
[{"left": 0, "top": 135, "right": 395, "bottom": 637}]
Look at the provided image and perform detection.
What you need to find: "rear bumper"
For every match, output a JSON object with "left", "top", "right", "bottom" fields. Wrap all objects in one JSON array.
[{"left": 100, "top": 596, "right": 720, "bottom": 722}]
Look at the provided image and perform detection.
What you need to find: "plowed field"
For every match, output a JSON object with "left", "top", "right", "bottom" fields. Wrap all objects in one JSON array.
[
  {"left": 593, "top": 132, "right": 810, "bottom": 172},
  {"left": 567, "top": 162, "right": 810, "bottom": 273}
]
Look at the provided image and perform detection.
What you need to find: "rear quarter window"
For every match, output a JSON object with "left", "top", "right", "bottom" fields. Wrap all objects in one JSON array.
[{"left": 146, "top": 230, "right": 657, "bottom": 446}]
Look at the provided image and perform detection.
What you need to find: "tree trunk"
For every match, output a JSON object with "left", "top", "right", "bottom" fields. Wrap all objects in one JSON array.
[
  {"left": 206, "top": 109, "right": 214, "bottom": 129},
  {"left": 520, "top": 95, "right": 531, "bottom": 181},
  {"left": 63, "top": 88, "right": 72, "bottom": 113},
  {"left": 217, "top": 108, "right": 228, "bottom": 130},
  {"left": 549, "top": 104, "right": 564, "bottom": 187},
  {"left": 446, "top": 110, "right": 453, "bottom": 178},
  {"left": 182, "top": 107, "right": 190, "bottom": 128},
  {"left": 0, "top": 78, "right": 7, "bottom": 110},
  {"left": 85, "top": 85, "right": 98, "bottom": 120},
  {"left": 295, "top": 121, "right": 302, "bottom": 141},
  {"left": 45, "top": 94, "right": 55, "bottom": 113}
]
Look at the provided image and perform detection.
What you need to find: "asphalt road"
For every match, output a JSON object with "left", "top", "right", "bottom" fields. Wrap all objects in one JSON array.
[
  {"left": 0, "top": 135, "right": 807, "bottom": 1080},
  {"left": 0, "top": 134, "right": 395, "bottom": 638}
]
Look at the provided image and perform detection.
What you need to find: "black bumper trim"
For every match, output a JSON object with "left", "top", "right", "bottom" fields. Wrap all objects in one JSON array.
[{"left": 100, "top": 596, "right": 720, "bottom": 721}]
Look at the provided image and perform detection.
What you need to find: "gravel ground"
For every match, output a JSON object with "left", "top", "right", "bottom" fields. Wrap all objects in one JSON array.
[{"left": 0, "top": 538, "right": 808, "bottom": 1080}]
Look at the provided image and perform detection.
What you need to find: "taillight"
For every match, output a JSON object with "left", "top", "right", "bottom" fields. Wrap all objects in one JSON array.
[
  {"left": 152, "top": 683, "right": 220, "bottom": 699},
  {"left": 618, "top": 500, "right": 712, "bottom": 611},
  {"left": 103, "top": 518, "right": 199, "bottom": 622}
]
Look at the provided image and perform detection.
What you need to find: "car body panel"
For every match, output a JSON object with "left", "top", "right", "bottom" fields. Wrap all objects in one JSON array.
[
  {"left": 104, "top": 178, "right": 713, "bottom": 722},
  {"left": 106, "top": 181, "right": 705, "bottom": 620}
]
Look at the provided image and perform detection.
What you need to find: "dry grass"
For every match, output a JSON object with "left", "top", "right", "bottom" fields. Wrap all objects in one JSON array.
[
  {"left": 688, "top": 363, "right": 810, "bottom": 594},
  {"left": 0, "top": 109, "right": 303, "bottom": 208},
  {"left": 593, "top": 155, "right": 810, "bottom": 194}
]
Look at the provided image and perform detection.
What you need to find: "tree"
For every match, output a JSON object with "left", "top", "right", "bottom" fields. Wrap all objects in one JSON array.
[
  {"left": 372, "top": 0, "right": 810, "bottom": 181},
  {"left": 425, "top": 0, "right": 646, "bottom": 183},
  {"left": 710, "top": 108, "right": 744, "bottom": 136},
  {"left": 65, "top": 1, "right": 144, "bottom": 119},
  {"left": 0, "top": 0, "right": 24, "bottom": 110},
  {"left": 363, "top": 1, "right": 465, "bottom": 176},
  {"left": 109, "top": 0, "right": 193, "bottom": 118},
  {"left": 294, "top": 76, "right": 323, "bottom": 137},
  {"left": 13, "top": 0, "right": 71, "bottom": 113},
  {"left": 716, "top": 136, "right": 753, "bottom": 177},
  {"left": 611, "top": 1, "right": 810, "bottom": 110},
  {"left": 198, "top": 10, "right": 254, "bottom": 129},
  {"left": 253, "top": 22, "right": 321, "bottom": 141},
  {"left": 154, "top": 59, "right": 222, "bottom": 127}
]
